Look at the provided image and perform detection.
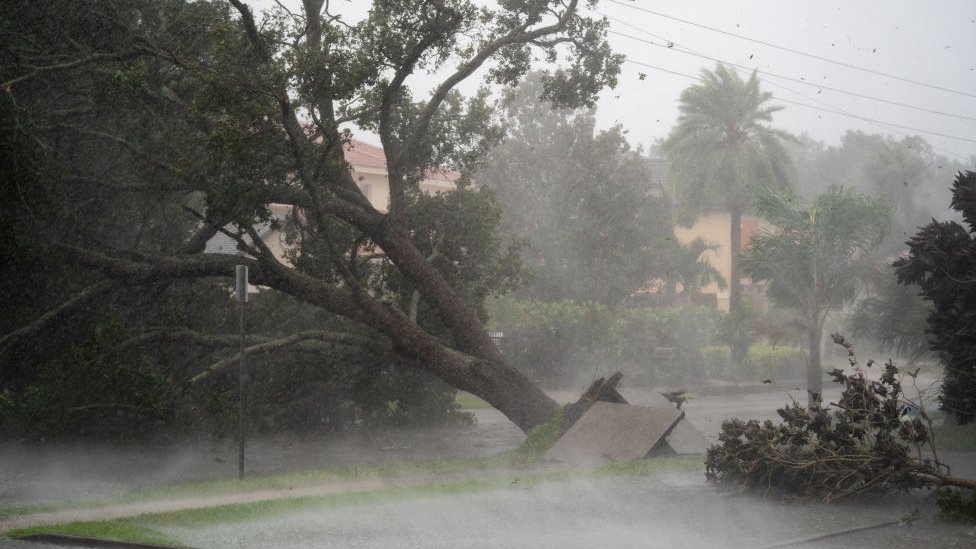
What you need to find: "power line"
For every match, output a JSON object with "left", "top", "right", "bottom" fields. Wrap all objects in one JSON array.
[
  {"left": 622, "top": 58, "right": 976, "bottom": 149},
  {"left": 606, "top": 0, "right": 976, "bottom": 100},
  {"left": 757, "top": 75, "right": 972, "bottom": 161},
  {"left": 770, "top": 96, "right": 976, "bottom": 144},
  {"left": 608, "top": 29, "right": 976, "bottom": 123}
]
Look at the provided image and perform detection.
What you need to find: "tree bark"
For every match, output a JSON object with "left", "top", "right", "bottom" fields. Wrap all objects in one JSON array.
[
  {"left": 57, "top": 244, "right": 560, "bottom": 432},
  {"left": 729, "top": 206, "right": 743, "bottom": 313},
  {"left": 807, "top": 319, "right": 824, "bottom": 409},
  {"left": 728, "top": 206, "right": 748, "bottom": 371}
]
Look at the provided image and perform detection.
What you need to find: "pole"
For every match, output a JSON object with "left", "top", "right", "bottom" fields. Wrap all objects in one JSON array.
[{"left": 235, "top": 265, "right": 248, "bottom": 480}]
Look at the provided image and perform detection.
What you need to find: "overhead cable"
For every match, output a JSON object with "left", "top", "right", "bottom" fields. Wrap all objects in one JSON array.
[{"left": 606, "top": 0, "right": 976, "bottom": 99}]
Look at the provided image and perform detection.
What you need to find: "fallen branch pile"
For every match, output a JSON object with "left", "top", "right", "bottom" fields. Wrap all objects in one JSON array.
[{"left": 706, "top": 334, "right": 976, "bottom": 501}]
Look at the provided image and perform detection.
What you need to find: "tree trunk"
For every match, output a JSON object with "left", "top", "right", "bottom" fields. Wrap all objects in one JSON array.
[
  {"left": 729, "top": 206, "right": 747, "bottom": 371},
  {"left": 729, "top": 207, "right": 743, "bottom": 313},
  {"left": 807, "top": 319, "right": 823, "bottom": 409},
  {"left": 384, "top": 320, "right": 560, "bottom": 433}
]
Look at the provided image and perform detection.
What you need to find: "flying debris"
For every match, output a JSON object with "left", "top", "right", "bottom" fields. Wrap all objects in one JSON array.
[{"left": 659, "top": 390, "right": 688, "bottom": 409}]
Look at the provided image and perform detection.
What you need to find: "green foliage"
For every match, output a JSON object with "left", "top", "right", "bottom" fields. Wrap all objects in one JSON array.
[
  {"left": 657, "top": 237, "right": 727, "bottom": 303},
  {"left": 848, "top": 265, "right": 932, "bottom": 359},
  {"left": 701, "top": 345, "right": 806, "bottom": 382},
  {"left": 489, "top": 297, "right": 720, "bottom": 386},
  {"left": 895, "top": 171, "right": 976, "bottom": 424},
  {"left": 935, "top": 488, "right": 976, "bottom": 523},
  {"left": 663, "top": 64, "right": 795, "bottom": 220},
  {"left": 742, "top": 185, "right": 891, "bottom": 402},
  {"left": 455, "top": 392, "right": 491, "bottom": 410},
  {"left": 349, "top": 367, "right": 473, "bottom": 428},
  {"left": 1, "top": 0, "right": 626, "bottom": 435},
  {"left": 705, "top": 335, "right": 947, "bottom": 502},
  {"left": 510, "top": 408, "right": 563, "bottom": 461},
  {"left": 744, "top": 185, "right": 890, "bottom": 313},
  {"left": 790, "top": 131, "right": 967, "bottom": 255},
  {"left": 662, "top": 63, "right": 794, "bottom": 371},
  {"left": 0, "top": 322, "right": 175, "bottom": 440},
  {"left": 478, "top": 72, "right": 674, "bottom": 306},
  {"left": 715, "top": 303, "right": 760, "bottom": 363}
]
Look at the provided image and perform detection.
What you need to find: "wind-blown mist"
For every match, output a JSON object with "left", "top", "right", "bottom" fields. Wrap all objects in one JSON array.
[{"left": 170, "top": 476, "right": 912, "bottom": 549}]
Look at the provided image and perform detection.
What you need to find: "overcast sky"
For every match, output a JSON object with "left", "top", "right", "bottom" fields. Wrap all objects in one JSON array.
[
  {"left": 596, "top": 0, "right": 976, "bottom": 162},
  {"left": 251, "top": 0, "right": 976, "bottom": 163}
]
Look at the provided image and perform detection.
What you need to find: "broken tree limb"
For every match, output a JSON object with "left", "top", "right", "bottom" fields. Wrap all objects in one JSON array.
[{"left": 562, "top": 372, "right": 628, "bottom": 433}]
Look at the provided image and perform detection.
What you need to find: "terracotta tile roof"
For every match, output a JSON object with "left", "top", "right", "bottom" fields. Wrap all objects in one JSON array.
[
  {"left": 344, "top": 139, "right": 460, "bottom": 181},
  {"left": 343, "top": 139, "right": 387, "bottom": 169}
]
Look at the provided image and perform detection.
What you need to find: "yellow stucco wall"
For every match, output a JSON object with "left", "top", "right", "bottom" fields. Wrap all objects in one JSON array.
[{"left": 673, "top": 212, "right": 761, "bottom": 311}]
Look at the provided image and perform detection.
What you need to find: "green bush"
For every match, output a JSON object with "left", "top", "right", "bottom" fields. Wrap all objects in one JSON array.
[
  {"left": 0, "top": 322, "right": 175, "bottom": 440},
  {"left": 511, "top": 407, "right": 563, "bottom": 461},
  {"left": 488, "top": 297, "right": 720, "bottom": 386},
  {"left": 935, "top": 488, "right": 976, "bottom": 523},
  {"left": 701, "top": 345, "right": 806, "bottom": 382}
]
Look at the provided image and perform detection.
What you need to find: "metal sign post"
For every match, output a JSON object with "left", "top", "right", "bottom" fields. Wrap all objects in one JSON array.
[{"left": 235, "top": 265, "right": 248, "bottom": 480}]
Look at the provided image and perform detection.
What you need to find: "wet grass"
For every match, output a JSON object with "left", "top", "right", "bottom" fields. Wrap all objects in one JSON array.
[
  {"left": 6, "top": 455, "right": 705, "bottom": 544},
  {"left": 10, "top": 520, "right": 183, "bottom": 547},
  {"left": 0, "top": 502, "right": 61, "bottom": 519},
  {"left": 455, "top": 391, "right": 492, "bottom": 409},
  {"left": 0, "top": 454, "right": 505, "bottom": 520}
]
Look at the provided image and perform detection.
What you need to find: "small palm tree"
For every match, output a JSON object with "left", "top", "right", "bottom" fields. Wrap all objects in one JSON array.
[
  {"left": 741, "top": 186, "right": 890, "bottom": 407},
  {"left": 662, "top": 237, "right": 727, "bottom": 304},
  {"left": 663, "top": 64, "right": 794, "bottom": 314}
]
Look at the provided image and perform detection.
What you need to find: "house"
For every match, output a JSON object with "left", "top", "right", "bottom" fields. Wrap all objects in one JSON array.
[
  {"left": 647, "top": 157, "right": 762, "bottom": 311},
  {"left": 343, "top": 139, "right": 460, "bottom": 212},
  {"left": 205, "top": 139, "right": 461, "bottom": 259},
  {"left": 673, "top": 212, "right": 761, "bottom": 311}
]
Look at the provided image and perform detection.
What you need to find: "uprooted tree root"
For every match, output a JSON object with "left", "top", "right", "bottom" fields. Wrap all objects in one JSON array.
[{"left": 705, "top": 333, "right": 976, "bottom": 502}]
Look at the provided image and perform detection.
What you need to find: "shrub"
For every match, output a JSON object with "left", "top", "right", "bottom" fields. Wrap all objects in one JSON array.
[
  {"left": 0, "top": 322, "right": 175, "bottom": 441},
  {"left": 702, "top": 345, "right": 806, "bottom": 382},
  {"left": 894, "top": 171, "right": 976, "bottom": 424},
  {"left": 488, "top": 297, "right": 721, "bottom": 386},
  {"left": 935, "top": 488, "right": 976, "bottom": 523},
  {"left": 705, "top": 334, "right": 976, "bottom": 501}
]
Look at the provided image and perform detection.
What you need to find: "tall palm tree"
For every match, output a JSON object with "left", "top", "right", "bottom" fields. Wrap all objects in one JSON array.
[
  {"left": 662, "top": 64, "right": 794, "bottom": 315},
  {"left": 741, "top": 186, "right": 890, "bottom": 407}
]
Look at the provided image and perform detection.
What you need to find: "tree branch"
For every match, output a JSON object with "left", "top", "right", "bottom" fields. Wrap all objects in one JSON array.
[
  {"left": 0, "top": 280, "right": 115, "bottom": 360},
  {"left": 414, "top": 0, "right": 579, "bottom": 144},
  {"left": 191, "top": 329, "right": 386, "bottom": 382},
  {"left": 2, "top": 50, "right": 143, "bottom": 88}
]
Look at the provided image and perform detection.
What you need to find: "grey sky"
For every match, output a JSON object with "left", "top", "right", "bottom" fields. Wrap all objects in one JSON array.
[
  {"left": 597, "top": 0, "right": 976, "bottom": 161},
  {"left": 250, "top": 0, "right": 976, "bottom": 162}
]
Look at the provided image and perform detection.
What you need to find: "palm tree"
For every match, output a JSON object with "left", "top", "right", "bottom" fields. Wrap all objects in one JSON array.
[
  {"left": 662, "top": 64, "right": 794, "bottom": 315},
  {"left": 662, "top": 237, "right": 727, "bottom": 304},
  {"left": 741, "top": 186, "right": 890, "bottom": 407}
]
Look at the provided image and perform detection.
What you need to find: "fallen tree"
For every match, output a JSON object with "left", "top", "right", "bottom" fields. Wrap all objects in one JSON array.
[
  {"left": 1, "top": 0, "right": 624, "bottom": 433},
  {"left": 706, "top": 334, "right": 976, "bottom": 502}
]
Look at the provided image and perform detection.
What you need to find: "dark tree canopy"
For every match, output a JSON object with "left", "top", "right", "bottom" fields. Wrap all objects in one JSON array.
[
  {"left": 0, "top": 0, "right": 624, "bottom": 434},
  {"left": 895, "top": 171, "right": 976, "bottom": 424}
]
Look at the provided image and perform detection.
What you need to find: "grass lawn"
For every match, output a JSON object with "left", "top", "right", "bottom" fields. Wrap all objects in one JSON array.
[
  {"left": 455, "top": 391, "right": 492, "bottom": 409},
  {"left": 6, "top": 455, "right": 705, "bottom": 547}
]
